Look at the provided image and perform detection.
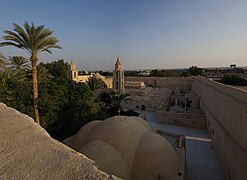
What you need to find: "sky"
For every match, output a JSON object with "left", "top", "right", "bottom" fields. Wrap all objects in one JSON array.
[{"left": 0, "top": 0, "right": 247, "bottom": 70}]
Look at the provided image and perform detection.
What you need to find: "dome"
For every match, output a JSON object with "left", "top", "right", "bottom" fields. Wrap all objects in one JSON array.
[
  {"left": 73, "top": 120, "right": 102, "bottom": 150},
  {"left": 130, "top": 116, "right": 153, "bottom": 132},
  {"left": 71, "top": 116, "right": 179, "bottom": 179},
  {"left": 86, "top": 116, "right": 149, "bottom": 169},
  {"left": 132, "top": 132, "right": 179, "bottom": 179},
  {"left": 79, "top": 140, "right": 130, "bottom": 179}
]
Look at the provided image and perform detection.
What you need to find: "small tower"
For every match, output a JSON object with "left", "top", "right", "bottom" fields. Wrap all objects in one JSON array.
[
  {"left": 113, "top": 55, "right": 125, "bottom": 92},
  {"left": 69, "top": 60, "right": 78, "bottom": 82}
]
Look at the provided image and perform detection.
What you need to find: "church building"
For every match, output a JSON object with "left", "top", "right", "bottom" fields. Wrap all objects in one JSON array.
[
  {"left": 113, "top": 55, "right": 125, "bottom": 92},
  {"left": 68, "top": 60, "right": 112, "bottom": 88},
  {"left": 69, "top": 61, "right": 78, "bottom": 81}
]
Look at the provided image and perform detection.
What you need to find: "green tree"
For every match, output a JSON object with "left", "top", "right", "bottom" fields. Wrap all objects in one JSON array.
[
  {"left": 43, "top": 59, "right": 68, "bottom": 79},
  {"left": 0, "top": 68, "right": 27, "bottom": 82},
  {"left": 0, "top": 53, "right": 8, "bottom": 71},
  {"left": 37, "top": 65, "right": 53, "bottom": 81},
  {"left": 219, "top": 74, "right": 247, "bottom": 86},
  {"left": 109, "top": 91, "right": 130, "bottom": 115},
  {"left": 188, "top": 66, "right": 203, "bottom": 76},
  {"left": 9, "top": 56, "right": 30, "bottom": 70},
  {"left": 0, "top": 79, "right": 33, "bottom": 117},
  {"left": 97, "top": 91, "right": 112, "bottom": 106},
  {"left": 99, "top": 71, "right": 113, "bottom": 76},
  {"left": 0, "top": 22, "right": 62, "bottom": 124},
  {"left": 86, "top": 75, "right": 104, "bottom": 93},
  {"left": 0, "top": 60, "right": 108, "bottom": 141},
  {"left": 151, "top": 69, "right": 159, "bottom": 77}
]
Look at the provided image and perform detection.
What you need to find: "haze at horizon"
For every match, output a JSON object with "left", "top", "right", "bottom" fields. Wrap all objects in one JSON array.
[{"left": 1, "top": 0, "right": 247, "bottom": 71}]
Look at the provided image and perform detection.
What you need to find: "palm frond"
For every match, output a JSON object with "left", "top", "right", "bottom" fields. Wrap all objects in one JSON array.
[
  {"left": 9, "top": 56, "right": 30, "bottom": 70},
  {"left": 13, "top": 23, "right": 30, "bottom": 49},
  {"left": 1, "top": 67, "right": 27, "bottom": 81},
  {"left": 37, "top": 65, "right": 53, "bottom": 81},
  {"left": 2, "top": 29, "right": 31, "bottom": 53},
  {"left": 87, "top": 76, "right": 104, "bottom": 92},
  {"left": 1, "top": 22, "right": 62, "bottom": 57},
  {"left": 0, "top": 41, "right": 21, "bottom": 48},
  {"left": 0, "top": 53, "right": 9, "bottom": 70}
]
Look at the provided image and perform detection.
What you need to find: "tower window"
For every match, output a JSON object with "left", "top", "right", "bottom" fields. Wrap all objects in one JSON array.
[{"left": 74, "top": 72, "right": 76, "bottom": 78}]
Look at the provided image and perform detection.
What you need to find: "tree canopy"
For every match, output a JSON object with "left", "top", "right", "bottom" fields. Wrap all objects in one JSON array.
[
  {"left": 219, "top": 74, "right": 247, "bottom": 86},
  {"left": 86, "top": 75, "right": 104, "bottom": 93},
  {"left": 9, "top": 56, "right": 30, "bottom": 70},
  {"left": 0, "top": 58, "right": 140, "bottom": 141},
  {"left": 42, "top": 59, "right": 68, "bottom": 80}
]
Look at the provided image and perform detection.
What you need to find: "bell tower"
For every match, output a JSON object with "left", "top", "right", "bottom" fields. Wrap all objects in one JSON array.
[
  {"left": 113, "top": 55, "right": 125, "bottom": 92},
  {"left": 70, "top": 60, "right": 78, "bottom": 81}
]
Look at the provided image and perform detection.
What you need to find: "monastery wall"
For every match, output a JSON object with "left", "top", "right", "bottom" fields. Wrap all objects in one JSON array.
[
  {"left": 125, "top": 77, "right": 192, "bottom": 92},
  {"left": 156, "top": 111, "right": 206, "bottom": 129},
  {"left": 192, "top": 77, "right": 247, "bottom": 180}
]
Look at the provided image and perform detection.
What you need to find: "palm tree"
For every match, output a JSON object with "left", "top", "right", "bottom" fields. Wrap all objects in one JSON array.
[
  {"left": 109, "top": 91, "right": 131, "bottom": 115},
  {"left": 37, "top": 65, "right": 53, "bottom": 81},
  {"left": 86, "top": 75, "right": 104, "bottom": 93},
  {"left": 0, "top": 67, "right": 27, "bottom": 82},
  {"left": 0, "top": 53, "right": 8, "bottom": 71},
  {"left": 0, "top": 22, "right": 62, "bottom": 124},
  {"left": 9, "top": 56, "right": 30, "bottom": 70}
]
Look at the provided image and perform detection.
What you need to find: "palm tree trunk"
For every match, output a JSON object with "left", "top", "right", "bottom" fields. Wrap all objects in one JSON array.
[{"left": 31, "top": 55, "right": 40, "bottom": 124}]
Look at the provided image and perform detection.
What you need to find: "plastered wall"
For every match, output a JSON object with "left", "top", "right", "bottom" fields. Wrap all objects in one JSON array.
[
  {"left": 125, "top": 77, "right": 192, "bottom": 92},
  {"left": 156, "top": 111, "right": 206, "bottom": 129},
  {"left": 192, "top": 77, "right": 247, "bottom": 180}
]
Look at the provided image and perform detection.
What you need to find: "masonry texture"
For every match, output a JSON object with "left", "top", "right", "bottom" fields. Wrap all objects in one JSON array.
[
  {"left": 126, "top": 76, "right": 247, "bottom": 180},
  {"left": 193, "top": 77, "right": 247, "bottom": 180},
  {"left": 0, "top": 103, "right": 118, "bottom": 180}
]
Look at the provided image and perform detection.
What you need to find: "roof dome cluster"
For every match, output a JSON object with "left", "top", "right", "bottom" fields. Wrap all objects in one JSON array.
[{"left": 70, "top": 116, "right": 179, "bottom": 179}]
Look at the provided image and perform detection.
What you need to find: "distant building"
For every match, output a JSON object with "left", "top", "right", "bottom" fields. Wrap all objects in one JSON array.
[
  {"left": 230, "top": 64, "right": 236, "bottom": 70},
  {"left": 113, "top": 55, "right": 125, "bottom": 92},
  {"left": 125, "top": 81, "right": 145, "bottom": 89},
  {"left": 69, "top": 57, "right": 147, "bottom": 91},
  {"left": 69, "top": 61, "right": 93, "bottom": 83},
  {"left": 138, "top": 71, "right": 151, "bottom": 76},
  {"left": 69, "top": 61, "right": 79, "bottom": 81},
  {"left": 68, "top": 61, "right": 112, "bottom": 88}
]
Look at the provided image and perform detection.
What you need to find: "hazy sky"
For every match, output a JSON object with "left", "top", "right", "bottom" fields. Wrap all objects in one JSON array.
[{"left": 1, "top": 0, "right": 247, "bottom": 70}]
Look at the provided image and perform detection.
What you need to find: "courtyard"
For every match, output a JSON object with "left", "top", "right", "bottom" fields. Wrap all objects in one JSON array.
[{"left": 145, "top": 111, "right": 225, "bottom": 180}]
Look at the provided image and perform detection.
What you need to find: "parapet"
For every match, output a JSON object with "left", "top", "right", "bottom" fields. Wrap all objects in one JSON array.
[{"left": 0, "top": 103, "right": 116, "bottom": 180}]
